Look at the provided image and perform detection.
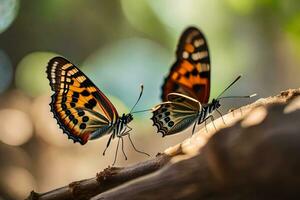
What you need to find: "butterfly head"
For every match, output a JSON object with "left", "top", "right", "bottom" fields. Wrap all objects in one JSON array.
[{"left": 121, "top": 113, "right": 133, "bottom": 124}]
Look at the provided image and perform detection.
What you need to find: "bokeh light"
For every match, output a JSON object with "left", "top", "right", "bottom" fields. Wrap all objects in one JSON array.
[
  {"left": 0, "top": 109, "right": 33, "bottom": 146},
  {"left": 146, "top": 0, "right": 226, "bottom": 31},
  {"left": 15, "top": 52, "right": 58, "bottom": 97},
  {"left": 1, "top": 166, "right": 36, "bottom": 199},
  {"left": 30, "top": 95, "right": 71, "bottom": 147},
  {"left": 0, "top": 0, "right": 19, "bottom": 34}
]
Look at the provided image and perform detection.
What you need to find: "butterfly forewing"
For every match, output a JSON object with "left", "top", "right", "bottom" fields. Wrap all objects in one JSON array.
[
  {"left": 47, "top": 56, "right": 119, "bottom": 144},
  {"left": 151, "top": 93, "right": 201, "bottom": 136},
  {"left": 162, "top": 27, "right": 210, "bottom": 103}
]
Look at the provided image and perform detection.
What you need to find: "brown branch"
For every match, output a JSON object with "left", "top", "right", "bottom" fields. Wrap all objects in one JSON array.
[
  {"left": 92, "top": 89, "right": 300, "bottom": 200},
  {"left": 27, "top": 88, "right": 300, "bottom": 200},
  {"left": 26, "top": 153, "right": 171, "bottom": 200}
]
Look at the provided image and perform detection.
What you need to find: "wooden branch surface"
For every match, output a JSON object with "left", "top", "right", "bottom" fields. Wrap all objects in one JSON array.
[{"left": 27, "top": 88, "right": 300, "bottom": 200}]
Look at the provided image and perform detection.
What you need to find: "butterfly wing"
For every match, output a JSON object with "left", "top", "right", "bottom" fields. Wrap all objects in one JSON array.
[
  {"left": 151, "top": 93, "right": 201, "bottom": 136},
  {"left": 162, "top": 27, "right": 210, "bottom": 103},
  {"left": 46, "top": 56, "right": 119, "bottom": 145}
]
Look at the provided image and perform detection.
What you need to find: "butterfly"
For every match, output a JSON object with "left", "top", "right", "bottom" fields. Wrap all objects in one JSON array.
[
  {"left": 47, "top": 56, "right": 149, "bottom": 165},
  {"left": 151, "top": 27, "right": 254, "bottom": 136}
]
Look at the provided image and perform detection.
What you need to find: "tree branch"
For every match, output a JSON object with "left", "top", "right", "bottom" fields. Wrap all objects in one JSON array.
[{"left": 27, "top": 88, "right": 300, "bottom": 200}]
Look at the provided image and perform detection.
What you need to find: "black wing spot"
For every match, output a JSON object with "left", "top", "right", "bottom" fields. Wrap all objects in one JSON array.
[
  {"left": 65, "top": 110, "right": 71, "bottom": 115},
  {"left": 192, "top": 84, "right": 204, "bottom": 92},
  {"left": 80, "top": 79, "right": 90, "bottom": 87},
  {"left": 73, "top": 119, "right": 78, "bottom": 125},
  {"left": 88, "top": 99, "right": 97, "bottom": 107},
  {"left": 173, "top": 83, "right": 179, "bottom": 91},
  {"left": 62, "top": 96, "right": 67, "bottom": 102},
  {"left": 165, "top": 112, "right": 170, "bottom": 116},
  {"left": 161, "top": 108, "right": 167, "bottom": 112},
  {"left": 200, "top": 71, "right": 209, "bottom": 78},
  {"left": 70, "top": 102, "right": 76, "bottom": 108},
  {"left": 164, "top": 117, "right": 170, "bottom": 123},
  {"left": 78, "top": 110, "right": 85, "bottom": 116},
  {"left": 84, "top": 103, "right": 92, "bottom": 109},
  {"left": 80, "top": 123, "right": 86, "bottom": 129},
  {"left": 81, "top": 90, "right": 90, "bottom": 96},
  {"left": 184, "top": 72, "right": 190, "bottom": 78},
  {"left": 73, "top": 92, "right": 80, "bottom": 98},
  {"left": 168, "top": 121, "right": 174, "bottom": 127},
  {"left": 82, "top": 116, "right": 89, "bottom": 122},
  {"left": 85, "top": 98, "right": 97, "bottom": 109},
  {"left": 62, "top": 104, "right": 67, "bottom": 110},
  {"left": 72, "top": 97, "right": 78, "bottom": 103},
  {"left": 69, "top": 114, "right": 74, "bottom": 120},
  {"left": 191, "top": 68, "right": 198, "bottom": 76}
]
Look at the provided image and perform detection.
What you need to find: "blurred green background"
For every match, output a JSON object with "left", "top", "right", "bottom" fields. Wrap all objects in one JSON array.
[{"left": 1, "top": 0, "right": 300, "bottom": 199}]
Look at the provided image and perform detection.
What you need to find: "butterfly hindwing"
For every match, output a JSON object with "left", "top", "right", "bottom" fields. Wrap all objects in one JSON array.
[
  {"left": 151, "top": 93, "right": 201, "bottom": 136},
  {"left": 162, "top": 27, "right": 210, "bottom": 103},
  {"left": 47, "top": 56, "right": 119, "bottom": 144}
]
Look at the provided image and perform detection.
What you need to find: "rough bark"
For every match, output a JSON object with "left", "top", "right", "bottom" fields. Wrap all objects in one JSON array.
[{"left": 27, "top": 88, "right": 300, "bottom": 200}]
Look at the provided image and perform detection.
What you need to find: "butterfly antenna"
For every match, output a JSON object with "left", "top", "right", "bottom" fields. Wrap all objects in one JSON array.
[
  {"left": 216, "top": 75, "right": 242, "bottom": 99},
  {"left": 218, "top": 93, "right": 257, "bottom": 99},
  {"left": 130, "top": 84, "right": 144, "bottom": 114},
  {"left": 131, "top": 108, "right": 152, "bottom": 114}
]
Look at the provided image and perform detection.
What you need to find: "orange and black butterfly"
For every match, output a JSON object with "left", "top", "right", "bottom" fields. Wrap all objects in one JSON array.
[
  {"left": 47, "top": 56, "right": 149, "bottom": 165},
  {"left": 151, "top": 27, "right": 255, "bottom": 136},
  {"left": 161, "top": 27, "right": 211, "bottom": 103}
]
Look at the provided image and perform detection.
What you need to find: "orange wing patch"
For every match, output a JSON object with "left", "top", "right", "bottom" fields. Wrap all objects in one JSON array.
[
  {"left": 47, "top": 57, "right": 118, "bottom": 145},
  {"left": 162, "top": 27, "right": 211, "bottom": 104}
]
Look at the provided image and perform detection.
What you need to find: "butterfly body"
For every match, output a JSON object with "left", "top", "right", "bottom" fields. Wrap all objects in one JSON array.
[
  {"left": 197, "top": 98, "right": 220, "bottom": 124},
  {"left": 89, "top": 113, "right": 133, "bottom": 141}
]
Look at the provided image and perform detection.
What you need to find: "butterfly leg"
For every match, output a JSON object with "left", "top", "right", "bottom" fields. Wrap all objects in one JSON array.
[
  {"left": 240, "top": 107, "right": 243, "bottom": 116},
  {"left": 192, "top": 120, "right": 197, "bottom": 135},
  {"left": 203, "top": 115, "right": 217, "bottom": 132},
  {"left": 216, "top": 109, "right": 226, "bottom": 125},
  {"left": 119, "top": 126, "right": 132, "bottom": 137},
  {"left": 127, "top": 133, "right": 150, "bottom": 157},
  {"left": 204, "top": 118, "right": 209, "bottom": 133},
  {"left": 229, "top": 107, "right": 243, "bottom": 117},
  {"left": 232, "top": 108, "right": 235, "bottom": 117},
  {"left": 112, "top": 137, "right": 121, "bottom": 166},
  {"left": 208, "top": 115, "right": 217, "bottom": 131},
  {"left": 120, "top": 136, "right": 128, "bottom": 161},
  {"left": 103, "top": 133, "right": 114, "bottom": 156}
]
